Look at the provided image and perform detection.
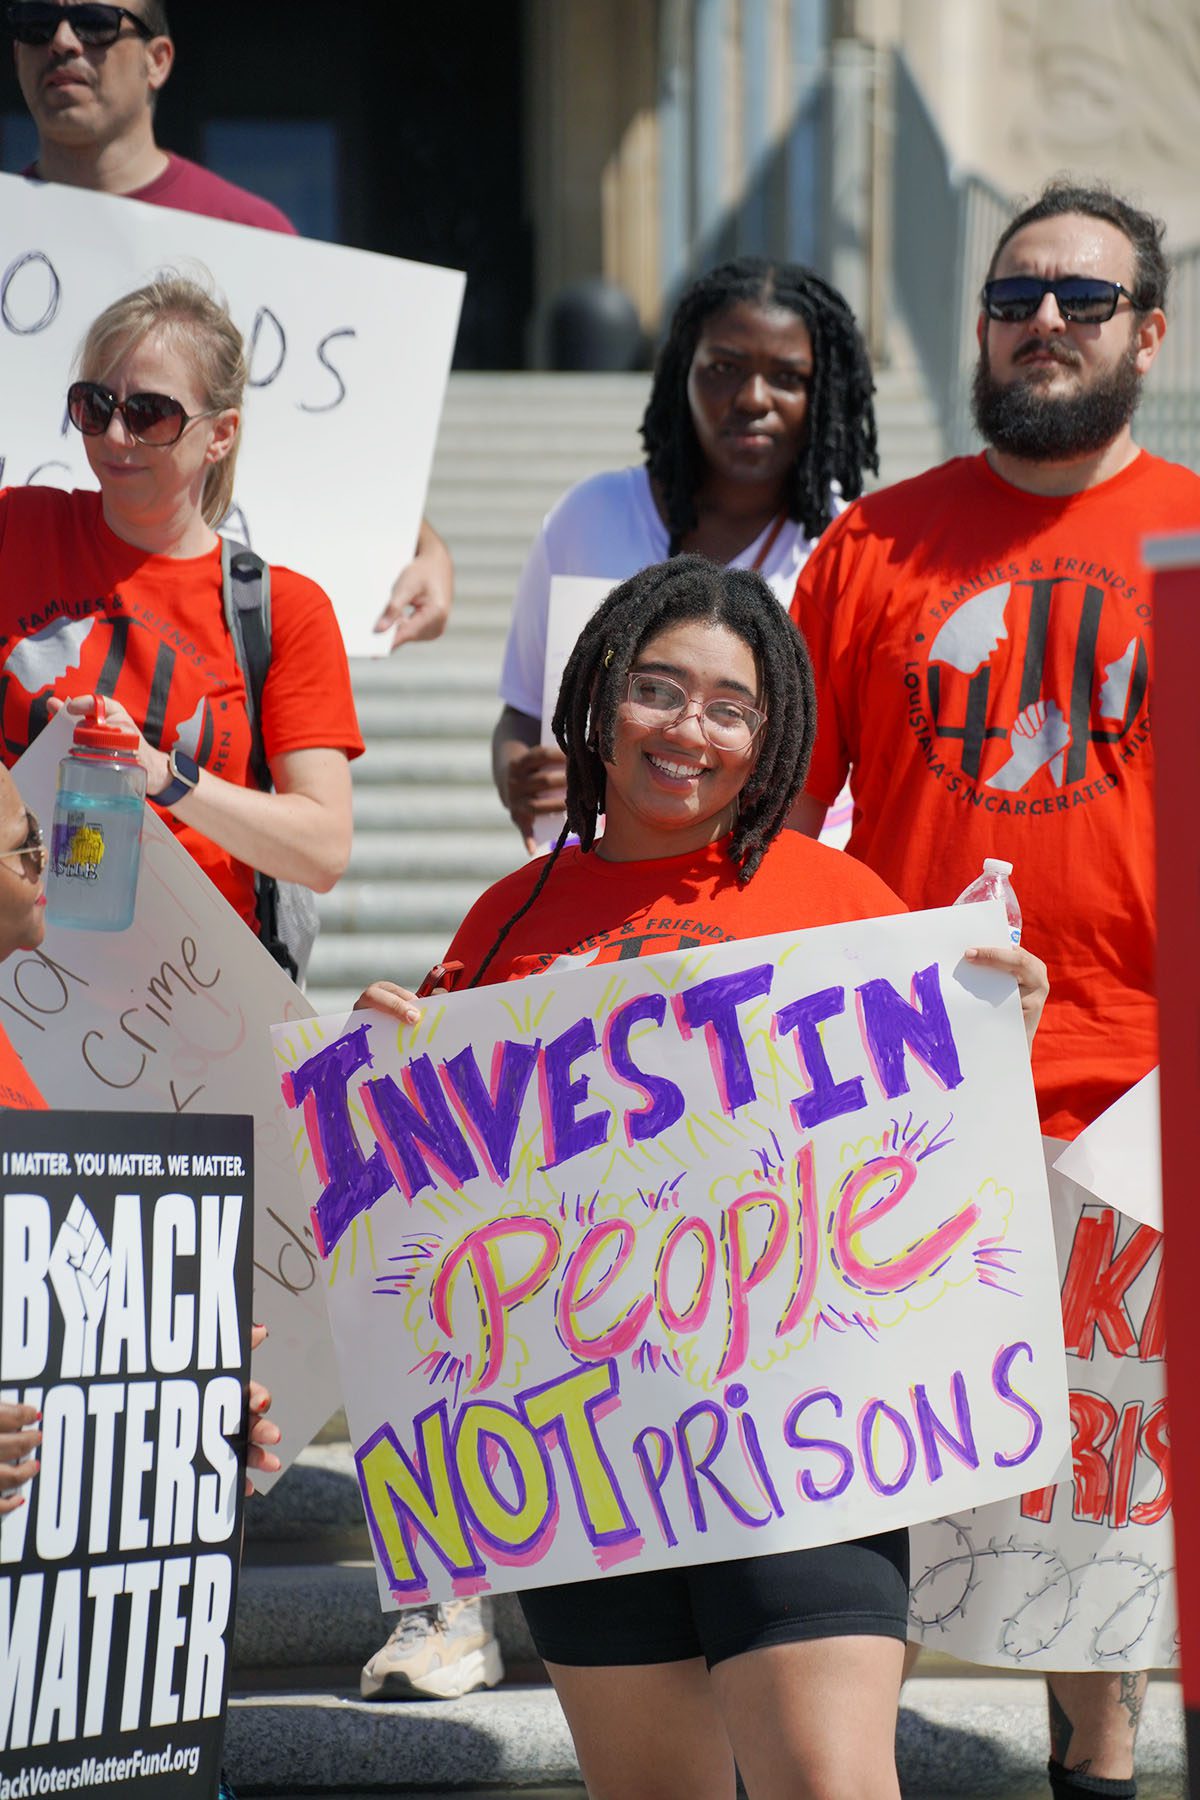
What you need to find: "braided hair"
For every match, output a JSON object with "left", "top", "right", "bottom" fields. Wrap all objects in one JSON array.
[
  {"left": 641, "top": 257, "right": 878, "bottom": 547},
  {"left": 471, "top": 557, "right": 818, "bottom": 985}
]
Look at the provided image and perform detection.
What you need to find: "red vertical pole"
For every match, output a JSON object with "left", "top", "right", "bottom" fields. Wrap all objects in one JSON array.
[{"left": 1149, "top": 531, "right": 1200, "bottom": 1796}]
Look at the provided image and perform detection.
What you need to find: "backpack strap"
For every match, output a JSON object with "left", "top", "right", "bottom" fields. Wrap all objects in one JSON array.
[{"left": 220, "top": 537, "right": 273, "bottom": 794}]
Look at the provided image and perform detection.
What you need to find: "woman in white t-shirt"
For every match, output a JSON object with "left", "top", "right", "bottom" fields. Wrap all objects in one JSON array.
[{"left": 494, "top": 257, "right": 878, "bottom": 846}]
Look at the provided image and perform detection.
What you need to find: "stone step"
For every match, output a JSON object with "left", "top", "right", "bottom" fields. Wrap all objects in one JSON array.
[
  {"left": 222, "top": 1676, "right": 1184, "bottom": 1797},
  {"left": 351, "top": 741, "right": 492, "bottom": 784},
  {"left": 349, "top": 655, "right": 500, "bottom": 695},
  {"left": 351, "top": 788, "right": 511, "bottom": 832},
  {"left": 421, "top": 503, "right": 581, "bottom": 539},
  {"left": 317, "top": 879, "right": 493, "bottom": 933},
  {"left": 224, "top": 1685, "right": 580, "bottom": 1796},
  {"left": 429, "top": 452, "right": 642, "bottom": 486},
  {"left": 243, "top": 1445, "right": 370, "bottom": 1563},
  {"left": 350, "top": 692, "right": 495, "bottom": 739},
  {"left": 306, "top": 933, "right": 459, "bottom": 993},
  {"left": 341, "top": 831, "right": 521, "bottom": 880},
  {"left": 234, "top": 1566, "right": 540, "bottom": 1683}
]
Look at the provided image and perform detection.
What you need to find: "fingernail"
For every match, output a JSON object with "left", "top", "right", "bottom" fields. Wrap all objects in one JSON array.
[
  {"left": 405, "top": 1008, "right": 420, "bottom": 1024},
  {"left": 34, "top": 1411, "right": 42, "bottom": 1422},
  {"left": 255, "top": 1395, "right": 270, "bottom": 1412},
  {"left": 252, "top": 1323, "right": 264, "bottom": 1332}
]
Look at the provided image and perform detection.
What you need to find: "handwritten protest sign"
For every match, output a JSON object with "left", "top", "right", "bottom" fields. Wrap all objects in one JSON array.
[
  {"left": 909, "top": 1144, "right": 1174, "bottom": 1670},
  {"left": 0, "top": 171, "right": 464, "bottom": 657},
  {"left": 1054, "top": 1070, "right": 1162, "bottom": 1231},
  {"left": 2, "top": 713, "right": 330, "bottom": 1482},
  {"left": 0, "top": 1111, "right": 252, "bottom": 1793},
  {"left": 272, "top": 904, "right": 1068, "bottom": 1606}
]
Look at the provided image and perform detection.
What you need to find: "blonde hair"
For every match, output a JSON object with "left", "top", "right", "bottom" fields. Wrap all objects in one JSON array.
[{"left": 77, "top": 274, "right": 246, "bottom": 528}]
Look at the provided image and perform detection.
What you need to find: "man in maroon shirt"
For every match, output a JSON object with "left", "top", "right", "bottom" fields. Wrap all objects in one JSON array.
[{"left": 8, "top": 0, "right": 453, "bottom": 645}]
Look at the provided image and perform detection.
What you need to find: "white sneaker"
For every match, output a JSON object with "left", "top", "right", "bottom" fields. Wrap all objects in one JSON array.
[{"left": 359, "top": 1599, "right": 504, "bottom": 1701}]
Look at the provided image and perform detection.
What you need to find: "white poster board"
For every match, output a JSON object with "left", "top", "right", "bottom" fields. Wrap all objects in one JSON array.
[
  {"left": 531, "top": 575, "right": 616, "bottom": 848},
  {"left": 272, "top": 904, "right": 1068, "bottom": 1607},
  {"left": 1053, "top": 1070, "right": 1162, "bottom": 1231},
  {"left": 0, "top": 171, "right": 464, "bottom": 657},
  {"left": 3, "top": 712, "right": 331, "bottom": 1484},
  {"left": 909, "top": 1145, "right": 1174, "bottom": 1669}
]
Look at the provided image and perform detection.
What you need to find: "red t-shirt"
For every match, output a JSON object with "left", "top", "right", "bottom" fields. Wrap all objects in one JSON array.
[
  {"left": 444, "top": 830, "right": 907, "bottom": 988},
  {"left": 129, "top": 154, "right": 297, "bottom": 234},
  {"left": 0, "top": 1021, "right": 46, "bottom": 1110},
  {"left": 791, "top": 449, "right": 1200, "bottom": 1141},
  {"left": 23, "top": 152, "right": 296, "bottom": 234},
  {"left": 0, "top": 487, "right": 363, "bottom": 928}
]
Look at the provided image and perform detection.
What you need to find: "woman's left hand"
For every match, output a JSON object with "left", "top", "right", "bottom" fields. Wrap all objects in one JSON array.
[
  {"left": 245, "top": 1321, "right": 282, "bottom": 1496},
  {"left": 964, "top": 944, "right": 1049, "bottom": 1050},
  {"left": 48, "top": 693, "right": 170, "bottom": 795}
]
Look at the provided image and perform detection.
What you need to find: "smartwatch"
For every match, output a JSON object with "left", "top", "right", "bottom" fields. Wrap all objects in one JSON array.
[{"left": 152, "top": 748, "right": 201, "bottom": 808}]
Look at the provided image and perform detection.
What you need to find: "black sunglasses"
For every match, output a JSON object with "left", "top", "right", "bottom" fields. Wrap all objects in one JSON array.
[
  {"left": 0, "top": 809, "right": 47, "bottom": 880},
  {"left": 981, "top": 276, "right": 1137, "bottom": 326},
  {"left": 5, "top": 2, "right": 154, "bottom": 46},
  {"left": 68, "top": 380, "right": 219, "bottom": 447}
]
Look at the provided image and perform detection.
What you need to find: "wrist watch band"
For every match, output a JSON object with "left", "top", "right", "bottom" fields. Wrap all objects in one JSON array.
[{"left": 152, "top": 748, "right": 201, "bottom": 808}]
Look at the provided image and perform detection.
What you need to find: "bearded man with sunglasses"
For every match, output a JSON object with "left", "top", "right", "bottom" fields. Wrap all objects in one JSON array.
[
  {"left": 790, "top": 181, "right": 1200, "bottom": 1800},
  {"left": 6, "top": 0, "right": 456, "bottom": 649}
]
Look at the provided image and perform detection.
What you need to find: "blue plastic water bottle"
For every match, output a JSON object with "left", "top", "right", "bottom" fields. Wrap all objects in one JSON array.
[{"left": 46, "top": 698, "right": 147, "bottom": 931}]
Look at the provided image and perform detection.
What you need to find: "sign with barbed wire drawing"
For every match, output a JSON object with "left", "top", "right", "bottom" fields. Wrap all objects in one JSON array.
[
  {"left": 909, "top": 1147, "right": 1174, "bottom": 1671},
  {"left": 271, "top": 904, "right": 1068, "bottom": 1606},
  {"left": 0, "top": 1111, "right": 252, "bottom": 1793}
]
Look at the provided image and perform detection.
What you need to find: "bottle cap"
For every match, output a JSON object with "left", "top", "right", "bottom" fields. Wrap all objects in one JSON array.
[
  {"left": 71, "top": 694, "right": 140, "bottom": 754},
  {"left": 982, "top": 857, "right": 1013, "bottom": 876}
]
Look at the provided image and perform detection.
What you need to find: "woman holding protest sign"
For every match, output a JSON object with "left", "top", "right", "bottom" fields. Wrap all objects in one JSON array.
[
  {"left": 0, "top": 274, "right": 362, "bottom": 978},
  {"left": 493, "top": 256, "right": 877, "bottom": 848},
  {"left": 360, "top": 559, "right": 1048, "bottom": 1798}
]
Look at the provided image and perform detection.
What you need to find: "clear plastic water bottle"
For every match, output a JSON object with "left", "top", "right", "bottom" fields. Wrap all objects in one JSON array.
[
  {"left": 46, "top": 699, "right": 147, "bottom": 932},
  {"left": 953, "top": 857, "right": 1022, "bottom": 946}
]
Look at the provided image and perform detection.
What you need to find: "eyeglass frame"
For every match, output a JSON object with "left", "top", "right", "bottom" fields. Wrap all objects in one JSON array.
[
  {"left": 0, "top": 809, "right": 48, "bottom": 879},
  {"left": 67, "top": 380, "right": 221, "bottom": 448},
  {"left": 621, "top": 671, "right": 767, "bottom": 748},
  {"left": 980, "top": 275, "right": 1138, "bottom": 326},
  {"left": 4, "top": 2, "right": 156, "bottom": 46}
]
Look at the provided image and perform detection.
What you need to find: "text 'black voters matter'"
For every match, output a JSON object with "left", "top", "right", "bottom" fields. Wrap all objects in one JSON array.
[{"left": 0, "top": 1112, "right": 254, "bottom": 1797}]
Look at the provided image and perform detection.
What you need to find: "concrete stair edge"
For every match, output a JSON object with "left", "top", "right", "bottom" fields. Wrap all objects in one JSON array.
[{"left": 224, "top": 1677, "right": 1184, "bottom": 1796}]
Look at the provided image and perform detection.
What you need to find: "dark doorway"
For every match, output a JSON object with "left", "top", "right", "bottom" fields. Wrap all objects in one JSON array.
[{"left": 1, "top": 2, "right": 531, "bottom": 366}]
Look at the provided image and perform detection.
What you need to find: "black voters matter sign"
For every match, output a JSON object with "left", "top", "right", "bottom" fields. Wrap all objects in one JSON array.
[{"left": 0, "top": 1112, "right": 253, "bottom": 1797}]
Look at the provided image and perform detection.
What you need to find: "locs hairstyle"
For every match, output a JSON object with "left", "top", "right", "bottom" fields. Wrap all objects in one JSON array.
[
  {"left": 470, "top": 557, "right": 818, "bottom": 986},
  {"left": 985, "top": 180, "right": 1169, "bottom": 315},
  {"left": 641, "top": 257, "right": 878, "bottom": 546}
]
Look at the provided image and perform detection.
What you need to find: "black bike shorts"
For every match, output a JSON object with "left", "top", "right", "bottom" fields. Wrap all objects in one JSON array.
[{"left": 518, "top": 1529, "right": 909, "bottom": 1669}]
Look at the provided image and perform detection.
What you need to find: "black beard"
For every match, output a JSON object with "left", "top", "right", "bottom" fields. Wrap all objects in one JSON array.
[{"left": 971, "top": 338, "right": 1143, "bottom": 462}]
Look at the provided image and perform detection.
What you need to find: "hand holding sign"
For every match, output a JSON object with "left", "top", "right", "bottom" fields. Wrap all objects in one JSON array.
[{"left": 0, "top": 1404, "right": 41, "bottom": 1514}]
